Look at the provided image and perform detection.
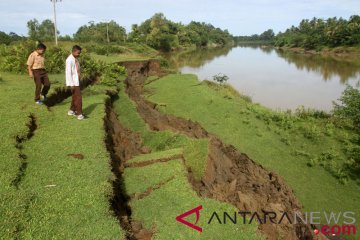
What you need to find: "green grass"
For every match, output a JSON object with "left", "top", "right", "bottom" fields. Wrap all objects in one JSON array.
[
  {"left": 90, "top": 53, "right": 152, "bottom": 64},
  {"left": 125, "top": 159, "right": 264, "bottom": 240},
  {"left": 113, "top": 83, "right": 209, "bottom": 180},
  {"left": 113, "top": 85, "right": 263, "bottom": 239},
  {"left": 145, "top": 73, "right": 360, "bottom": 239},
  {"left": 0, "top": 72, "right": 124, "bottom": 239}
]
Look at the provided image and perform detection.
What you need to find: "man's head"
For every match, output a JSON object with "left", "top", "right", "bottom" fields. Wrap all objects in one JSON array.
[
  {"left": 36, "top": 43, "right": 47, "bottom": 55},
  {"left": 72, "top": 45, "right": 82, "bottom": 58}
]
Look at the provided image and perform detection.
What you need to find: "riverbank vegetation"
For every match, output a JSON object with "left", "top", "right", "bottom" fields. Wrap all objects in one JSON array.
[
  {"left": 234, "top": 15, "right": 360, "bottom": 53},
  {"left": 274, "top": 15, "right": 360, "bottom": 50},
  {"left": 145, "top": 73, "right": 360, "bottom": 238}
]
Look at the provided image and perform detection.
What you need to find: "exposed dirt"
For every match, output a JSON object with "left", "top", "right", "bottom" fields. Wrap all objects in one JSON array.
[
  {"left": 67, "top": 153, "right": 84, "bottom": 160},
  {"left": 104, "top": 93, "right": 153, "bottom": 240},
  {"left": 11, "top": 114, "right": 37, "bottom": 189},
  {"left": 134, "top": 176, "right": 176, "bottom": 200},
  {"left": 45, "top": 77, "right": 97, "bottom": 108},
  {"left": 121, "top": 60, "right": 321, "bottom": 240},
  {"left": 125, "top": 154, "right": 184, "bottom": 168}
]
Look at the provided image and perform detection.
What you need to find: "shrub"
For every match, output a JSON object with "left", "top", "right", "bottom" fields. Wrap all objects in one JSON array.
[
  {"left": 295, "top": 105, "right": 330, "bottom": 119},
  {"left": 99, "top": 64, "right": 126, "bottom": 86},
  {"left": 45, "top": 46, "right": 68, "bottom": 73},
  {"left": 333, "top": 85, "right": 360, "bottom": 130},
  {"left": 0, "top": 40, "right": 68, "bottom": 74},
  {"left": 302, "top": 124, "right": 322, "bottom": 140},
  {"left": 0, "top": 40, "right": 35, "bottom": 73},
  {"left": 212, "top": 73, "right": 229, "bottom": 85}
]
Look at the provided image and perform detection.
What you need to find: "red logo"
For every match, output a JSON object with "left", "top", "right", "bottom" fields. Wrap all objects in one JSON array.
[{"left": 176, "top": 205, "right": 203, "bottom": 232}]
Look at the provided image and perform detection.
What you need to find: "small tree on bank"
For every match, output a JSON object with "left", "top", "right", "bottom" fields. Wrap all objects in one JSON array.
[{"left": 213, "top": 73, "right": 229, "bottom": 85}]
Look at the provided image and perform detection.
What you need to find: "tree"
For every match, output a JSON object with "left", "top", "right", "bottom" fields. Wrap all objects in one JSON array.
[
  {"left": 0, "top": 31, "right": 23, "bottom": 45},
  {"left": 333, "top": 85, "right": 360, "bottom": 129},
  {"left": 27, "top": 19, "right": 58, "bottom": 41},
  {"left": 273, "top": 15, "right": 360, "bottom": 49},
  {"left": 74, "top": 21, "right": 126, "bottom": 43},
  {"left": 259, "top": 29, "right": 275, "bottom": 41},
  {"left": 128, "top": 13, "right": 233, "bottom": 51}
]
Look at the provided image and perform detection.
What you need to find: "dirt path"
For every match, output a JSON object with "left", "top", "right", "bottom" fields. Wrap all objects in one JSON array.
[{"left": 120, "top": 60, "right": 319, "bottom": 240}]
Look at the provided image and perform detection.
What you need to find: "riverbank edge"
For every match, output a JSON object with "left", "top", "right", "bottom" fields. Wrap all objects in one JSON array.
[{"left": 275, "top": 46, "right": 360, "bottom": 57}]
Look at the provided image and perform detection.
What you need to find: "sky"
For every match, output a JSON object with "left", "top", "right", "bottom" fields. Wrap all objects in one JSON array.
[{"left": 0, "top": 0, "right": 359, "bottom": 36}]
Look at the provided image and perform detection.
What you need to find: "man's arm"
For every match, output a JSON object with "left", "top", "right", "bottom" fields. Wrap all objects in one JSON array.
[
  {"left": 26, "top": 53, "right": 34, "bottom": 78},
  {"left": 27, "top": 65, "right": 33, "bottom": 78}
]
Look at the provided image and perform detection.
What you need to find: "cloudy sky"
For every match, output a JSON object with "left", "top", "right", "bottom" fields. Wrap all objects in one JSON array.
[{"left": 0, "top": 0, "right": 359, "bottom": 36}]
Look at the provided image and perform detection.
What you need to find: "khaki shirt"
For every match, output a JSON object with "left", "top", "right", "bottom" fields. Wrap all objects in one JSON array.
[{"left": 27, "top": 51, "right": 45, "bottom": 69}]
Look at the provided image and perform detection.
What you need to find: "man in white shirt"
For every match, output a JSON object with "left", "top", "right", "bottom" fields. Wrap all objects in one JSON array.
[{"left": 66, "top": 45, "right": 84, "bottom": 120}]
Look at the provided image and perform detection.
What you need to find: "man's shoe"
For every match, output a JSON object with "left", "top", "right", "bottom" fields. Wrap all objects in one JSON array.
[
  {"left": 41, "top": 95, "right": 48, "bottom": 101},
  {"left": 77, "top": 114, "right": 85, "bottom": 120},
  {"left": 67, "top": 110, "right": 76, "bottom": 116},
  {"left": 35, "top": 100, "right": 43, "bottom": 105}
]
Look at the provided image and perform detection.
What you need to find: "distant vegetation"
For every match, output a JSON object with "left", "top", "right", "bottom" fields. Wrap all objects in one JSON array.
[
  {"left": 234, "top": 29, "right": 275, "bottom": 43},
  {"left": 234, "top": 15, "right": 360, "bottom": 50},
  {"left": 274, "top": 15, "right": 360, "bottom": 49},
  {"left": 74, "top": 21, "right": 127, "bottom": 43},
  {"left": 0, "top": 31, "right": 24, "bottom": 45},
  {"left": 0, "top": 13, "right": 233, "bottom": 52},
  {"left": 2, "top": 14, "right": 359, "bottom": 52},
  {"left": 128, "top": 13, "right": 233, "bottom": 51}
]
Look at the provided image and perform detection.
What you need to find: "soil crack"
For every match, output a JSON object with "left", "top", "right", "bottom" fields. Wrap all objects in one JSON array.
[
  {"left": 125, "top": 154, "right": 183, "bottom": 168},
  {"left": 133, "top": 176, "right": 176, "bottom": 200},
  {"left": 45, "top": 77, "right": 97, "bottom": 108},
  {"left": 11, "top": 113, "right": 37, "bottom": 189},
  {"left": 121, "top": 60, "right": 316, "bottom": 240},
  {"left": 104, "top": 91, "right": 153, "bottom": 240}
]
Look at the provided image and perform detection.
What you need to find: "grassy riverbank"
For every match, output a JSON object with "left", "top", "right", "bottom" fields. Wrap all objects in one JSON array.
[
  {"left": 145, "top": 73, "right": 360, "bottom": 239},
  {"left": 276, "top": 45, "right": 360, "bottom": 57},
  {"left": 0, "top": 47, "right": 265, "bottom": 239}
]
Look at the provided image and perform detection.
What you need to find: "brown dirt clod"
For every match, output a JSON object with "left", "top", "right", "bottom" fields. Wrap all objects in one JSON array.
[{"left": 67, "top": 153, "right": 85, "bottom": 159}]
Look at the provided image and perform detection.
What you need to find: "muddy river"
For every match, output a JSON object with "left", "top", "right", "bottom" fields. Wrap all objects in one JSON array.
[{"left": 164, "top": 45, "right": 360, "bottom": 112}]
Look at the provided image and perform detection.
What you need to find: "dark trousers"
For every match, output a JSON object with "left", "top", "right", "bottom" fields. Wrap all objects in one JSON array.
[
  {"left": 70, "top": 86, "right": 82, "bottom": 115},
  {"left": 32, "top": 69, "right": 50, "bottom": 101}
]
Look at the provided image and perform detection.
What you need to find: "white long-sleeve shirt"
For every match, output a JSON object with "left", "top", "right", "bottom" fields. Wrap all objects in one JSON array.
[{"left": 65, "top": 54, "right": 80, "bottom": 87}]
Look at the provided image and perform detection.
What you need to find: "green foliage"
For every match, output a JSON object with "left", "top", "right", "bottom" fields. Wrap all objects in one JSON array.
[
  {"left": 0, "top": 41, "right": 67, "bottom": 74},
  {"left": 27, "top": 19, "right": 58, "bottom": 41},
  {"left": 294, "top": 105, "right": 330, "bottom": 119},
  {"left": 0, "top": 31, "right": 24, "bottom": 45},
  {"left": 41, "top": 46, "right": 68, "bottom": 73},
  {"left": 301, "top": 124, "right": 322, "bottom": 140},
  {"left": 234, "top": 29, "right": 275, "bottom": 43},
  {"left": 333, "top": 85, "right": 360, "bottom": 129},
  {"left": 99, "top": 64, "right": 126, "bottom": 86},
  {"left": 274, "top": 15, "right": 360, "bottom": 49},
  {"left": 74, "top": 21, "right": 126, "bottom": 43},
  {"left": 128, "top": 13, "right": 233, "bottom": 51},
  {"left": 0, "top": 40, "right": 36, "bottom": 73}
]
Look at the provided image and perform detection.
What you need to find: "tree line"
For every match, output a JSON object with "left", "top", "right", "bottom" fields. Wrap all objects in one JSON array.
[
  {"left": 274, "top": 15, "right": 360, "bottom": 49},
  {"left": 0, "top": 13, "right": 233, "bottom": 52},
  {"left": 234, "top": 15, "right": 360, "bottom": 50}
]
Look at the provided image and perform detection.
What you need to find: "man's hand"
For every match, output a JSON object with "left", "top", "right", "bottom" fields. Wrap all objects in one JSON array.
[{"left": 28, "top": 66, "right": 33, "bottom": 78}]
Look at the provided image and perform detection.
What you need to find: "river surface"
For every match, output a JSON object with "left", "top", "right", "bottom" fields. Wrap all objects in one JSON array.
[{"left": 164, "top": 45, "right": 360, "bottom": 112}]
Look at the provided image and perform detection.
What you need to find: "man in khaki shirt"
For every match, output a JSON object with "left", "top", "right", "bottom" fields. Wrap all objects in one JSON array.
[{"left": 26, "top": 43, "right": 50, "bottom": 104}]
